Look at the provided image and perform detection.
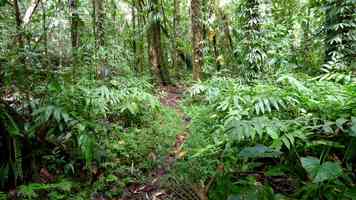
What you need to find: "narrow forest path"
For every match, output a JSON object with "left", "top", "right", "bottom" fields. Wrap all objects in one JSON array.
[{"left": 120, "top": 85, "right": 190, "bottom": 200}]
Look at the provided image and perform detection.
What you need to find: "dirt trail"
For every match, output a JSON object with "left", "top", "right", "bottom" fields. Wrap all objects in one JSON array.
[{"left": 120, "top": 85, "right": 189, "bottom": 200}]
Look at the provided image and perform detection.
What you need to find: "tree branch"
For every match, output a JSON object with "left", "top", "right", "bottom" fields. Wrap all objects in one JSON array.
[
  {"left": 22, "top": 0, "right": 41, "bottom": 26},
  {"left": 5, "top": 0, "right": 13, "bottom": 6}
]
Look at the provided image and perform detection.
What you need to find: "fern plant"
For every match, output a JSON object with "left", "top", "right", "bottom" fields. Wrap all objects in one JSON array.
[{"left": 179, "top": 74, "right": 356, "bottom": 199}]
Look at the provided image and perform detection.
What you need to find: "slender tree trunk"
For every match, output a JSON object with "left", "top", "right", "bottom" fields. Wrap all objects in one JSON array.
[
  {"left": 132, "top": 3, "right": 138, "bottom": 72},
  {"left": 221, "top": 12, "right": 233, "bottom": 50},
  {"left": 92, "top": 0, "right": 105, "bottom": 48},
  {"left": 148, "top": 0, "right": 171, "bottom": 85},
  {"left": 301, "top": 6, "right": 311, "bottom": 68},
  {"left": 173, "top": 0, "right": 181, "bottom": 77},
  {"left": 41, "top": 0, "right": 48, "bottom": 65},
  {"left": 22, "top": 0, "right": 41, "bottom": 26},
  {"left": 213, "top": 35, "right": 221, "bottom": 71},
  {"left": 137, "top": 3, "right": 145, "bottom": 73},
  {"left": 219, "top": 9, "right": 233, "bottom": 69},
  {"left": 191, "top": 0, "right": 204, "bottom": 81},
  {"left": 13, "top": 0, "right": 23, "bottom": 50},
  {"left": 92, "top": 0, "right": 97, "bottom": 49},
  {"left": 96, "top": 0, "right": 105, "bottom": 47},
  {"left": 92, "top": 0, "right": 105, "bottom": 79},
  {"left": 69, "top": 0, "right": 80, "bottom": 64}
]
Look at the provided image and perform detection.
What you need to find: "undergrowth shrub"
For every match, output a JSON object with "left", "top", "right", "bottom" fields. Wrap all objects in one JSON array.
[
  {"left": 1, "top": 73, "right": 179, "bottom": 198},
  {"left": 27, "top": 75, "right": 160, "bottom": 167},
  {"left": 175, "top": 75, "right": 356, "bottom": 199}
]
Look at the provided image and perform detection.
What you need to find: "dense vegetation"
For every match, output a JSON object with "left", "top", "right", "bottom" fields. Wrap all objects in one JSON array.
[{"left": 0, "top": 0, "right": 355, "bottom": 199}]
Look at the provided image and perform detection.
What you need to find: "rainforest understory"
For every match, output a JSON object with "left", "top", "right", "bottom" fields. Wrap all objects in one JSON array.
[{"left": 0, "top": 0, "right": 355, "bottom": 199}]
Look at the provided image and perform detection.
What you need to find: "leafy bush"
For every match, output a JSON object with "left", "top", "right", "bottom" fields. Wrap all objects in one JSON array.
[
  {"left": 175, "top": 75, "right": 356, "bottom": 199},
  {"left": 18, "top": 179, "right": 72, "bottom": 200}
]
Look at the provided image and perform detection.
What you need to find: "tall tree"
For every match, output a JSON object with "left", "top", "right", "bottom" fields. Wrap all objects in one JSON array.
[
  {"left": 148, "top": 0, "right": 171, "bottom": 85},
  {"left": 69, "top": 0, "right": 80, "bottom": 63},
  {"left": 13, "top": 0, "right": 23, "bottom": 51},
  {"left": 131, "top": 1, "right": 137, "bottom": 71},
  {"left": 41, "top": 0, "right": 48, "bottom": 66},
  {"left": 22, "top": 0, "right": 41, "bottom": 26},
  {"left": 191, "top": 0, "right": 204, "bottom": 81},
  {"left": 93, "top": 0, "right": 105, "bottom": 47},
  {"left": 173, "top": 0, "right": 182, "bottom": 77},
  {"left": 137, "top": 1, "right": 145, "bottom": 73}
]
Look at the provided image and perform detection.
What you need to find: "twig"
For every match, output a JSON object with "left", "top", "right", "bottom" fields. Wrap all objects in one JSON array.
[{"left": 5, "top": 0, "right": 13, "bottom": 6}]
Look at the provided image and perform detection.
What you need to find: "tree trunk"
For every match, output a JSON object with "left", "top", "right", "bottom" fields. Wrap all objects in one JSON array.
[
  {"left": 221, "top": 11, "right": 233, "bottom": 51},
  {"left": 93, "top": 0, "right": 105, "bottom": 47},
  {"left": 92, "top": 0, "right": 97, "bottom": 49},
  {"left": 132, "top": 3, "right": 138, "bottom": 72},
  {"left": 92, "top": 0, "right": 105, "bottom": 79},
  {"left": 22, "top": 0, "right": 41, "bottom": 26},
  {"left": 137, "top": 3, "right": 145, "bottom": 74},
  {"left": 173, "top": 0, "right": 182, "bottom": 77},
  {"left": 13, "top": 0, "right": 23, "bottom": 50},
  {"left": 191, "top": 0, "right": 204, "bottom": 81},
  {"left": 69, "top": 0, "right": 80, "bottom": 63},
  {"left": 212, "top": 33, "right": 220, "bottom": 71},
  {"left": 41, "top": 0, "right": 48, "bottom": 67},
  {"left": 148, "top": 0, "right": 171, "bottom": 85}
]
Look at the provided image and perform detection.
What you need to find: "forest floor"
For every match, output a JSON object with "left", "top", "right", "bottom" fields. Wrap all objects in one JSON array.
[{"left": 120, "top": 85, "right": 189, "bottom": 200}]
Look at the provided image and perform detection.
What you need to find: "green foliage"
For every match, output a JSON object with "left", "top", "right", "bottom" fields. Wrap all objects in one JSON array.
[
  {"left": 239, "top": 145, "right": 282, "bottom": 159},
  {"left": 300, "top": 157, "right": 343, "bottom": 183},
  {"left": 233, "top": 0, "right": 268, "bottom": 79},
  {"left": 176, "top": 75, "right": 356, "bottom": 199},
  {"left": 23, "top": 75, "right": 161, "bottom": 168},
  {"left": 18, "top": 179, "right": 72, "bottom": 200},
  {"left": 0, "top": 0, "right": 355, "bottom": 199},
  {"left": 0, "top": 192, "right": 7, "bottom": 200}
]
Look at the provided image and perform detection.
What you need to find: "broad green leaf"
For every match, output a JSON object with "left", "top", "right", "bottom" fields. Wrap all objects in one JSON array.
[
  {"left": 281, "top": 137, "right": 290, "bottom": 149},
  {"left": 255, "top": 103, "right": 260, "bottom": 115},
  {"left": 266, "top": 126, "right": 279, "bottom": 139},
  {"left": 301, "top": 157, "right": 321, "bottom": 178},
  {"left": 278, "top": 99, "right": 286, "bottom": 109},
  {"left": 259, "top": 100, "right": 265, "bottom": 114},
  {"left": 105, "top": 174, "right": 118, "bottom": 182},
  {"left": 254, "top": 119, "right": 264, "bottom": 138},
  {"left": 239, "top": 145, "right": 282, "bottom": 158},
  {"left": 263, "top": 98, "right": 271, "bottom": 113},
  {"left": 270, "top": 98, "right": 280, "bottom": 111},
  {"left": 285, "top": 133, "right": 295, "bottom": 146},
  {"left": 313, "top": 161, "right": 343, "bottom": 183},
  {"left": 301, "top": 157, "right": 343, "bottom": 183}
]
